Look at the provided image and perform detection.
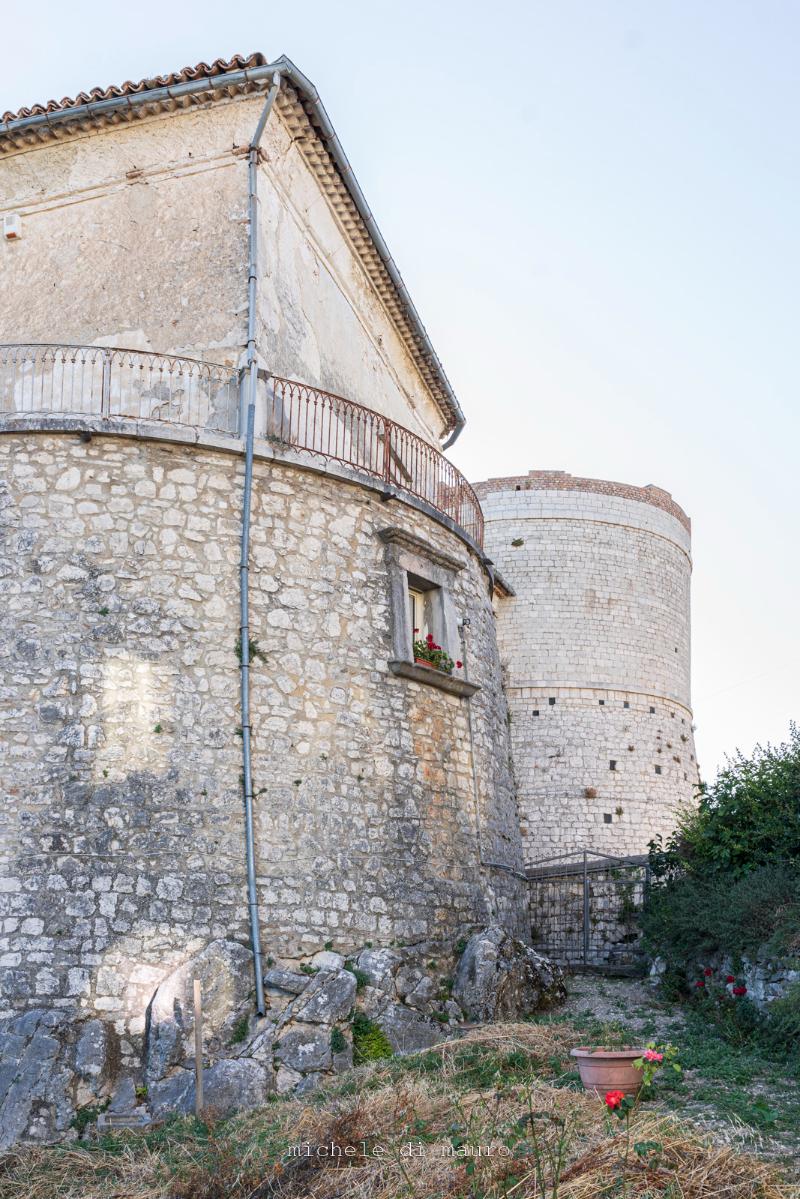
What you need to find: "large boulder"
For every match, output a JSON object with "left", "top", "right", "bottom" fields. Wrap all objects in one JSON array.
[
  {"left": 144, "top": 939, "right": 253, "bottom": 1082},
  {"left": 376, "top": 1003, "right": 447, "bottom": 1054},
  {"left": 291, "top": 969, "right": 356, "bottom": 1025},
  {"left": 0, "top": 1010, "right": 73, "bottom": 1150},
  {"left": 275, "top": 1026, "right": 332, "bottom": 1073},
  {"left": 452, "top": 926, "right": 566, "bottom": 1021}
]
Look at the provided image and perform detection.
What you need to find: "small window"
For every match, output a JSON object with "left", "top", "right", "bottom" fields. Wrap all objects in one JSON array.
[
  {"left": 548, "top": 697, "right": 556, "bottom": 706},
  {"left": 407, "top": 586, "right": 429, "bottom": 644},
  {"left": 603, "top": 813, "right": 613, "bottom": 824},
  {"left": 649, "top": 706, "right": 655, "bottom": 714},
  {"left": 609, "top": 760, "right": 617, "bottom": 771},
  {"left": 655, "top": 765, "right": 662, "bottom": 775},
  {"left": 379, "top": 525, "right": 477, "bottom": 697},
  {"left": 623, "top": 700, "right": 630, "bottom": 709},
  {"left": 406, "top": 574, "right": 444, "bottom": 660}
]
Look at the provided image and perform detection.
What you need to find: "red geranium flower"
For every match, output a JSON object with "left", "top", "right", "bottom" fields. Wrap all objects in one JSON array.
[
  {"left": 732, "top": 985, "right": 747, "bottom": 997},
  {"left": 605, "top": 1089, "right": 625, "bottom": 1110},
  {"left": 725, "top": 975, "right": 735, "bottom": 984},
  {"left": 456, "top": 660, "right": 463, "bottom": 669},
  {"left": 643, "top": 1049, "right": 663, "bottom": 1063},
  {"left": 694, "top": 980, "right": 705, "bottom": 988},
  {"left": 413, "top": 628, "right": 419, "bottom": 633},
  {"left": 703, "top": 967, "right": 713, "bottom": 977}
]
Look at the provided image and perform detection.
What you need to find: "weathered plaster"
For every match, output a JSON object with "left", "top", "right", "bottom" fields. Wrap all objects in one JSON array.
[{"left": 0, "top": 95, "right": 446, "bottom": 443}]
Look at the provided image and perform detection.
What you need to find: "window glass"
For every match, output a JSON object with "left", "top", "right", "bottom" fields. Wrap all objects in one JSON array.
[{"left": 408, "top": 586, "right": 427, "bottom": 641}]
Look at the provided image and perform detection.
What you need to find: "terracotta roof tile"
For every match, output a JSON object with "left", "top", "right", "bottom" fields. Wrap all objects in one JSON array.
[{"left": 1, "top": 53, "right": 266, "bottom": 123}]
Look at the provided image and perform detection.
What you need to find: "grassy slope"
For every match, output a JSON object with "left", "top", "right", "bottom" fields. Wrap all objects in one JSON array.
[
  {"left": 558, "top": 974, "right": 800, "bottom": 1167},
  {"left": 1, "top": 1012, "right": 798, "bottom": 1199}
]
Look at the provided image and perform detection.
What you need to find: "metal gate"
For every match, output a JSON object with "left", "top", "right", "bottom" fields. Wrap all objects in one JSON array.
[{"left": 527, "top": 850, "right": 650, "bottom": 972}]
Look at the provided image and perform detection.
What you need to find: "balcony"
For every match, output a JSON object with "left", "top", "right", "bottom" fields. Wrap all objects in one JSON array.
[{"left": 0, "top": 343, "right": 483, "bottom": 547}]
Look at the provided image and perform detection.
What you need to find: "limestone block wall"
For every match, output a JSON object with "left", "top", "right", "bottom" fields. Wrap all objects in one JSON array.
[
  {"left": 0, "top": 94, "right": 445, "bottom": 443},
  {"left": 475, "top": 471, "right": 698, "bottom": 860},
  {"left": 0, "top": 428, "right": 525, "bottom": 1054}
]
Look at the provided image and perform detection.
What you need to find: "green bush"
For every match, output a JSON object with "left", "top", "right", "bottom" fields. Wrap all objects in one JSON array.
[
  {"left": 642, "top": 725, "right": 800, "bottom": 1052},
  {"left": 330, "top": 1026, "right": 348, "bottom": 1055},
  {"left": 649, "top": 723, "right": 800, "bottom": 882},
  {"left": 759, "top": 982, "right": 800, "bottom": 1057},
  {"left": 641, "top": 862, "right": 800, "bottom": 971},
  {"left": 351, "top": 1012, "right": 393, "bottom": 1064}
]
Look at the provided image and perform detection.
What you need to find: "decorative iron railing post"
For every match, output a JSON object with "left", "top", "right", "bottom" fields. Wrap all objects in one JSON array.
[
  {"left": 383, "top": 418, "right": 393, "bottom": 486},
  {"left": 582, "top": 850, "right": 590, "bottom": 967},
  {"left": 100, "top": 348, "right": 111, "bottom": 419}
]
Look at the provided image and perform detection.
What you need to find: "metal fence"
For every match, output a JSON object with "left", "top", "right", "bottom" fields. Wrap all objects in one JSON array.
[
  {"left": 527, "top": 849, "right": 650, "bottom": 972},
  {"left": 0, "top": 344, "right": 483, "bottom": 546}
]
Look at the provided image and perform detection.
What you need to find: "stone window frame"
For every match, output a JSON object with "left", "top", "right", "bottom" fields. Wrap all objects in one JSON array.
[{"left": 378, "top": 526, "right": 479, "bottom": 698}]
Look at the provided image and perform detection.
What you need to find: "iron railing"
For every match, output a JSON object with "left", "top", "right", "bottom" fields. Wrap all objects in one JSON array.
[
  {"left": 0, "top": 344, "right": 483, "bottom": 546},
  {"left": 267, "top": 376, "right": 483, "bottom": 545}
]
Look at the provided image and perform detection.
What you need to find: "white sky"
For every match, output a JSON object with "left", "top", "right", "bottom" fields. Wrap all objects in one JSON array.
[{"left": 2, "top": 0, "right": 797, "bottom": 780}]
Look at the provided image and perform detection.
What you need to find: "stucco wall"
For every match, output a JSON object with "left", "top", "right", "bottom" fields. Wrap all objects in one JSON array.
[
  {"left": 0, "top": 429, "right": 525, "bottom": 1050},
  {"left": 478, "top": 474, "right": 698, "bottom": 859},
  {"left": 0, "top": 95, "right": 445, "bottom": 443}
]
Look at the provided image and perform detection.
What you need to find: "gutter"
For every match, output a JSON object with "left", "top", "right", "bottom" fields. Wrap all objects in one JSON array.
[
  {"left": 0, "top": 56, "right": 465, "bottom": 446},
  {"left": 238, "top": 72, "right": 282, "bottom": 1016}
]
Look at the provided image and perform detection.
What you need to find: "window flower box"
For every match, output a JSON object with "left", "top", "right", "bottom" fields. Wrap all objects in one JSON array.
[{"left": 413, "top": 632, "right": 462, "bottom": 676}]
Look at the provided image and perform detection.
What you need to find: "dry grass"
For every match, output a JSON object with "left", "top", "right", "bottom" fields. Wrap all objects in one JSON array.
[{"left": 1, "top": 1023, "right": 796, "bottom": 1199}]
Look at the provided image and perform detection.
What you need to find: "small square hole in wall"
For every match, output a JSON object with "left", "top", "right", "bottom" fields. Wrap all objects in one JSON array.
[
  {"left": 548, "top": 697, "right": 556, "bottom": 706},
  {"left": 623, "top": 700, "right": 630, "bottom": 708},
  {"left": 609, "top": 760, "right": 617, "bottom": 771},
  {"left": 532, "top": 710, "right": 540, "bottom": 717},
  {"left": 655, "top": 765, "right": 662, "bottom": 775},
  {"left": 603, "top": 813, "right": 613, "bottom": 823},
  {"left": 649, "top": 706, "right": 655, "bottom": 714},
  {"left": 598, "top": 699, "right": 605, "bottom": 706}
]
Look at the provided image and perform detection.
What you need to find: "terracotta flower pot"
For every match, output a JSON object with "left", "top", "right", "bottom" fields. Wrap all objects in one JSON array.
[
  {"left": 570, "top": 1047, "right": 644, "bottom": 1095},
  {"left": 414, "top": 657, "right": 434, "bottom": 668}
]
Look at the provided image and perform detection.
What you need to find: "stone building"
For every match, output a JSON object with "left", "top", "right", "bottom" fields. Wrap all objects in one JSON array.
[
  {"left": 0, "top": 52, "right": 696, "bottom": 1140},
  {"left": 477, "top": 471, "right": 698, "bottom": 861}
]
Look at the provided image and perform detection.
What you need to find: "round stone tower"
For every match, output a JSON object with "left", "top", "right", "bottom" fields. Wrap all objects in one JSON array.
[{"left": 474, "top": 470, "right": 698, "bottom": 861}]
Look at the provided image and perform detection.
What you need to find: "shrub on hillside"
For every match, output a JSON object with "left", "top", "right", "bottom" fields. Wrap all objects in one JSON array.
[
  {"left": 649, "top": 723, "right": 800, "bottom": 882},
  {"left": 642, "top": 862, "right": 800, "bottom": 971},
  {"left": 642, "top": 725, "right": 800, "bottom": 1049}
]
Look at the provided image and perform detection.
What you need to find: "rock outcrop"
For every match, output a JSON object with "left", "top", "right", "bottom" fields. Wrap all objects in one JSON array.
[
  {"left": 452, "top": 926, "right": 566, "bottom": 1021},
  {"left": 0, "top": 930, "right": 566, "bottom": 1146}
]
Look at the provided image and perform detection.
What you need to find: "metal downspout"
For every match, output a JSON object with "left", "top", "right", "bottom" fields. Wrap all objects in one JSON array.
[{"left": 240, "top": 73, "right": 281, "bottom": 1016}]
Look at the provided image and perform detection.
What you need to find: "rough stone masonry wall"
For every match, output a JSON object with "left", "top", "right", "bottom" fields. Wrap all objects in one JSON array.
[
  {"left": 477, "top": 472, "right": 698, "bottom": 860},
  {"left": 0, "top": 430, "right": 526, "bottom": 1057}
]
